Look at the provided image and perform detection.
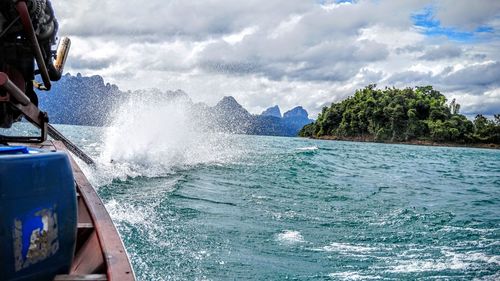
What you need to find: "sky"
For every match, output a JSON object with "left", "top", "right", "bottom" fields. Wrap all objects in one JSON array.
[{"left": 52, "top": 0, "right": 500, "bottom": 117}]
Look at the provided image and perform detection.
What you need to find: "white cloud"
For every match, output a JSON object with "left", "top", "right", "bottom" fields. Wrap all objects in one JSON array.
[
  {"left": 223, "top": 26, "right": 259, "bottom": 45},
  {"left": 451, "top": 88, "right": 500, "bottom": 116},
  {"left": 434, "top": 0, "right": 500, "bottom": 31},
  {"left": 51, "top": 0, "right": 500, "bottom": 116}
]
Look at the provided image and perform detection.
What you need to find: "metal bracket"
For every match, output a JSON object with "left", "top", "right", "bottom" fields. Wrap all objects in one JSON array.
[{"left": 0, "top": 72, "right": 48, "bottom": 143}]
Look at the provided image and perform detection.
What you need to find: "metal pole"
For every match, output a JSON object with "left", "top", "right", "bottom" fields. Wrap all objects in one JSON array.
[
  {"left": 48, "top": 124, "right": 96, "bottom": 166},
  {"left": 15, "top": 0, "right": 52, "bottom": 90},
  {"left": 0, "top": 72, "right": 31, "bottom": 105}
]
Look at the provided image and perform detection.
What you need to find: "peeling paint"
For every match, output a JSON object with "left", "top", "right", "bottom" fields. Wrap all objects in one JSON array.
[{"left": 13, "top": 206, "right": 59, "bottom": 271}]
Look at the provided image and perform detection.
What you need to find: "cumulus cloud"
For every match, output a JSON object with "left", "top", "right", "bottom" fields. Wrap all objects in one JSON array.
[
  {"left": 441, "top": 61, "right": 500, "bottom": 92},
  {"left": 55, "top": 1, "right": 311, "bottom": 39},
  {"left": 419, "top": 45, "right": 462, "bottom": 61},
  {"left": 451, "top": 89, "right": 500, "bottom": 116},
  {"left": 386, "top": 70, "right": 433, "bottom": 85},
  {"left": 51, "top": 0, "right": 500, "bottom": 116},
  {"left": 434, "top": 0, "right": 500, "bottom": 31},
  {"left": 388, "top": 61, "right": 500, "bottom": 86}
]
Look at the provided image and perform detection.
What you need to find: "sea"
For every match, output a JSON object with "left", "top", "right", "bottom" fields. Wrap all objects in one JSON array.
[{"left": 4, "top": 99, "right": 499, "bottom": 280}]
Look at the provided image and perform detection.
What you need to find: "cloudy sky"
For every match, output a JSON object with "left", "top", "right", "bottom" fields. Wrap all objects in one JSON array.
[{"left": 52, "top": 0, "right": 500, "bottom": 117}]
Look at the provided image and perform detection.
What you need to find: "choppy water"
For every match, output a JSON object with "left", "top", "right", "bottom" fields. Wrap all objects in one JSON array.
[{"left": 42, "top": 122, "right": 498, "bottom": 281}]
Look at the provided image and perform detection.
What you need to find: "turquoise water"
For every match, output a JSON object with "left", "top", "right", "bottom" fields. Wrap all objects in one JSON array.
[
  {"left": 43, "top": 124, "right": 500, "bottom": 280},
  {"left": 46, "top": 123, "right": 500, "bottom": 280}
]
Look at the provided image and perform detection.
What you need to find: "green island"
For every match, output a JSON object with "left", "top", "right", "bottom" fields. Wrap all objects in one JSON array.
[{"left": 299, "top": 85, "right": 500, "bottom": 148}]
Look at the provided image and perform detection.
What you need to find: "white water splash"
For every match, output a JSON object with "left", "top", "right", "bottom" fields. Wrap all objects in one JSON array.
[
  {"left": 315, "top": 242, "right": 379, "bottom": 253},
  {"left": 91, "top": 90, "right": 239, "bottom": 186},
  {"left": 386, "top": 248, "right": 500, "bottom": 273},
  {"left": 105, "top": 199, "right": 151, "bottom": 225},
  {"left": 388, "top": 259, "right": 469, "bottom": 273},
  {"left": 296, "top": 146, "right": 318, "bottom": 151},
  {"left": 276, "top": 230, "right": 305, "bottom": 244},
  {"left": 328, "top": 272, "right": 382, "bottom": 280}
]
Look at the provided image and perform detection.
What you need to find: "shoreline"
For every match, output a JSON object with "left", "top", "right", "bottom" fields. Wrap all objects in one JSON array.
[{"left": 309, "top": 135, "right": 500, "bottom": 150}]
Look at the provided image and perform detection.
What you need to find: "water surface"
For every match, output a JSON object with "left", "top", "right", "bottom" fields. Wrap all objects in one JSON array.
[{"left": 52, "top": 124, "right": 500, "bottom": 281}]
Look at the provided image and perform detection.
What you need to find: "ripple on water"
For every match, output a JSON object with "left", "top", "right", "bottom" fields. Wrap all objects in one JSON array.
[
  {"left": 295, "top": 146, "right": 319, "bottom": 152},
  {"left": 313, "top": 242, "right": 381, "bottom": 253},
  {"left": 328, "top": 271, "right": 382, "bottom": 280},
  {"left": 387, "top": 250, "right": 500, "bottom": 273}
]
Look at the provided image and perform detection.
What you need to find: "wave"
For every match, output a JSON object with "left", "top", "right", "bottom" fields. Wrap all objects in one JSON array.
[
  {"left": 105, "top": 199, "right": 152, "bottom": 225},
  {"left": 276, "top": 230, "right": 305, "bottom": 244},
  {"left": 388, "top": 259, "right": 469, "bottom": 273},
  {"left": 385, "top": 248, "right": 499, "bottom": 273},
  {"left": 328, "top": 272, "right": 382, "bottom": 280},
  {"left": 296, "top": 146, "right": 319, "bottom": 151},
  {"left": 314, "top": 242, "right": 380, "bottom": 253},
  {"left": 90, "top": 90, "right": 240, "bottom": 186}
]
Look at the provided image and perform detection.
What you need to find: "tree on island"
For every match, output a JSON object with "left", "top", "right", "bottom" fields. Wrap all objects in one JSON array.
[{"left": 299, "top": 85, "right": 500, "bottom": 144}]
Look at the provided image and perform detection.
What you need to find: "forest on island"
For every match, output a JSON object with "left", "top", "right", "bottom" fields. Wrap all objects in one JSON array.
[{"left": 300, "top": 85, "right": 500, "bottom": 144}]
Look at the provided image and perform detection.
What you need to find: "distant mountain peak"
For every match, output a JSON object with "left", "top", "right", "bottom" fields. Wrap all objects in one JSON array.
[
  {"left": 40, "top": 74, "right": 312, "bottom": 136},
  {"left": 214, "top": 96, "right": 251, "bottom": 117},
  {"left": 216, "top": 96, "right": 242, "bottom": 109},
  {"left": 283, "top": 106, "right": 309, "bottom": 119},
  {"left": 217, "top": 96, "right": 239, "bottom": 106},
  {"left": 261, "top": 105, "right": 281, "bottom": 118}
]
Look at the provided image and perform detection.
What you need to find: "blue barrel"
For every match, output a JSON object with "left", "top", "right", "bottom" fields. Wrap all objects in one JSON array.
[{"left": 0, "top": 146, "right": 77, "bottom": 281}]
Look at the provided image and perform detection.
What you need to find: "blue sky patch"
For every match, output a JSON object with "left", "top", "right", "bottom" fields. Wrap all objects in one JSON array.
[{"left": 412, "top": 6, "right": 495, "bottom": 42}]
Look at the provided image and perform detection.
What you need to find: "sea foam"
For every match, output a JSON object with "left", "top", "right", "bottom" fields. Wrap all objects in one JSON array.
[
  {"left": 92, "top": 90, "right": 239, "bottom": 185},
  {"left": 296, "top": 146, "right": 319, "bottom": 151},
  {"left": 276, "top": 230, "right": 305, "bottom": 244},
  {"left": 328, "top": 272, "right": 382, "bottom": 280},
  {"left": 316, "top": 242, "right": 378, "bottom": 253}
]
